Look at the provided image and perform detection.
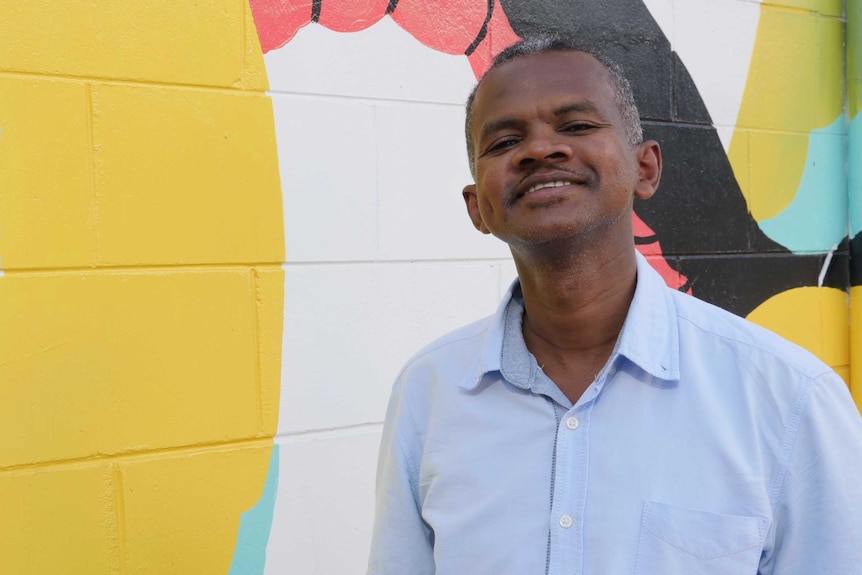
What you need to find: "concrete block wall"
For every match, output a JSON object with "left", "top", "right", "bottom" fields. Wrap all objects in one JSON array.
[
  {"left": 0, "top": 0, "right": 856, "bottom": 573},
  {"left": 849, "top": 1, "right": 862, "bottom": 407},
  {"left": 0, "top": 2, "right": 284, "bottom": 573}
]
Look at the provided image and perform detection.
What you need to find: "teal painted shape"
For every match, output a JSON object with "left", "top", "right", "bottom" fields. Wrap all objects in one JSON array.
[
  {"left": 850, "top": 112, "right": 861, "bottom": 237},
  {"left": 759, "top": 115, "right": 848, "bottom": 253},
  {"left": 228, "top": 445, "right": 280, "bottom": 575}
]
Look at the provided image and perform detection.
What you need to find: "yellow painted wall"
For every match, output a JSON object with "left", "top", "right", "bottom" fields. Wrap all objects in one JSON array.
[
  {"left": 848, "top": 0, "right": 861, "bottom": 405},
  {"left": 727, "top": 2, "right": 854, "bottom": 402},
  {"left": 0, "top": 0, "right": 284, "bottom": 572},
  {"left": 728, "top": 6, "right": 843, "bottom": 221}
]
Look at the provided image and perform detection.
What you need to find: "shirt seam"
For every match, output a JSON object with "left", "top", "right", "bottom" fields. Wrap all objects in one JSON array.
[
  {"left": 767, "top": 372, "right": 816, "bottom": 514},
  {"left": 390, "top": 378, "right": 424, "bottom": 514},
  {"left": 675, "top": 315, "right": 833, "bottom": 381},
  {"left": 398, "top": 324, "right": 493, "bottom": 375},
  {"left": 394, "top": 423, "right": 422, "bottom": 509}
]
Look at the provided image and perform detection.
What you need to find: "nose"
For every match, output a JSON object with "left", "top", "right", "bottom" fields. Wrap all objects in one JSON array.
[{"left": 511, "top": 129, "right": 573, "bottom": 170}]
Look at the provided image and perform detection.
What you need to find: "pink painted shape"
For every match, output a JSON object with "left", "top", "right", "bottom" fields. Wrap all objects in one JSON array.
[
  {"left": 390, "top": 0, "right": 488, "bottom": 54},
  {"left": 633, "top": 213, "right": 690, "bottom": 292},
  {"left": 250, "top": 0, "right": 313, "bottom": 53},
  {"left": 318, "top": 0, "right": 389, "bottom": 32},
  {"left": 466, "top": 2, "right": 520, "bottom": 78},
  {"left": 632, "top": 212, "right": 659, "bottom": 255}
]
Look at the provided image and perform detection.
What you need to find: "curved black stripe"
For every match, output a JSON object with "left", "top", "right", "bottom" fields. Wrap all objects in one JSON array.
[
  {"left": 311, "top": 0, "right": 321, "bottom": 22},
  {"left": 465, "top": 0, "right": 494, "bottom": 56},
  {"left": 634, "top": 235, "right": 658, "bottom": 245},
  {"left": 386, "top": 0, "right": 400, "bottom": 14},
  {"left": 850, "top": 232, "right": 861, "bottom": 287}
]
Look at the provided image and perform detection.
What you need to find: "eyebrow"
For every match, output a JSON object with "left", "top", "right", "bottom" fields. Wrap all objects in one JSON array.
[
  {"left": 554, "top": 100, "right": 604, "bottom": 118},
  {"left": 478, "top": 100, "right": 608, "bottom": 143},
  {"left": 479, "top": 117, "right": 521, "bottom": 143}
]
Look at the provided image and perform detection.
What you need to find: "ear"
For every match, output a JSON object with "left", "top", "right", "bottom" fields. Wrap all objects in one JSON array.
[
  {"left": 462, "top": 184, "right": 490, "bottom": 234},
  {"left": 633, "top": 140, "right": 662, "bottom": 200}
]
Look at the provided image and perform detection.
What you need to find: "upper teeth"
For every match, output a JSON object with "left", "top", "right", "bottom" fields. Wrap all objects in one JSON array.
[{"left": 526, "top": 180, "right": 572, "bottom": 194}]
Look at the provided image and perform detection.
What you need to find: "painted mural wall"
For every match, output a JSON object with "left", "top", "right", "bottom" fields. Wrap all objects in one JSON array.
[
  {"left": 0, "top": 0, "right": 855, "bottom": 573},
  {"left": 850, "top": 0, "right": 862, "bottom": 409}
]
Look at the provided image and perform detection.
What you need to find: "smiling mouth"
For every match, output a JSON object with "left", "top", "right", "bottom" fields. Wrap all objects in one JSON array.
[{"left": 524, "top": 180, "right": 574, "bottom": 195}]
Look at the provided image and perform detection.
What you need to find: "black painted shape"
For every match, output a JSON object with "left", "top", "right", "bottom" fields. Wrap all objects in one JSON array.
[
  {"left": 851, "top": 232, "right": 862, "bottom": 287},
  {"left": 500, "top": 0, "right": 787, "bottom": 255},
  {"left": 465, "top": 0, "right": 495, "bottom": 56},
  {"left": 499, "top": 2, "right": 783, "bottom": 250},
  {"left": 637, "top": 122, "right": 778, "bottom": 255},
  {"left": 386, "top": 0, "right": 399, "bottom": 14},
  {"left": 672, "top": 52, "right": 711, "bottom": 124},
  {"left": 498, "top": 0, "right": 833, "bottom": 314},
  {"left": 311, "top": 0, "right": 321, "bottom": 22},
  {"left": 675, "top": 254, "right": 832, "bottom": 317},
  {"left": 499, "top": 0, "right": 673, "bottom": 121},
  {"left": 822, "top": 242, "right": 850, "bottom": 291}
]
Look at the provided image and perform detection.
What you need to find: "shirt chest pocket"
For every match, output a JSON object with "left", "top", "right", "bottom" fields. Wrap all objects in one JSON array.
[{"left": 634, "top": 502, "right": 769, "bottom": 575}]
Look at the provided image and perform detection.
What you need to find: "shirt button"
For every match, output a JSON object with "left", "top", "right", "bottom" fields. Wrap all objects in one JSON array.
[
  {"left": 565, "top": 416, "right": 580, "bottom": 430},
  {"left": 609, "top": 366, "right": 617, "bottom": 375},
  {"left": 559, "top": 515, "right": 573, "bottom": 529}
]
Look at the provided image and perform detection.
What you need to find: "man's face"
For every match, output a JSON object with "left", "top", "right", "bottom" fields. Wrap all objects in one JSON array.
[{"left": 463, "top": 51, "right": 659, "bottom": 254}]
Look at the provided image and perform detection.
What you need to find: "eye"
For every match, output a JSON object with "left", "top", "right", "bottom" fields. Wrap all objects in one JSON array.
[
  {"left": 560, "top": 122, "right": 596, "bottom": 134},
  {"left": 484, "top": 136, "right": 521, "bottom": 154}
]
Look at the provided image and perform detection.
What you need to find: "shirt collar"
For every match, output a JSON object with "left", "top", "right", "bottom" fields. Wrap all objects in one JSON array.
[
  {"left": 499, "top": 288, "right": 535, "bottom": 389},
  {"left": 618, "top": 250, "right": 680, "bottom": 381},
  {"left": 459, "top": 250, "right": 680, "bottom": 391}
]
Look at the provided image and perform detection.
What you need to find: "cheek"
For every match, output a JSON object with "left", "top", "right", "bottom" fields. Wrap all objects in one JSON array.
[
  {"left": 475, "top": 173, "right": 503, "bottom": 213},
  {"left": 592, "top": 144, "right": 639, "bottom": 186},
  {"left": 476, "top": 191, "right": 498, "bottom": 221}
]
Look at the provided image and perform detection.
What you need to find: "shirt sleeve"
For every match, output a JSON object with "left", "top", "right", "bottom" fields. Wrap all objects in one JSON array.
[
  {"left": 367, "top": 380, "right": 435, "bottom": 575},
  {"left": 762, "top": 371, "right": 862, "bottom": 575}
]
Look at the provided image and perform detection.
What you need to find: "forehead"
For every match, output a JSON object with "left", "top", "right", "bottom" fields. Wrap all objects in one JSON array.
[{"left": 471, "top": 51, "right": 619, "bottom": 132}]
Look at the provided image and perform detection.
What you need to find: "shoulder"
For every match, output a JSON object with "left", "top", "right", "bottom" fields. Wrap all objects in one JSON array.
[
  {"left": 668, "top": 288, "right": 833, "bottom": 381},
  {"left": 383, "top": 314, "right": 496, "bottom": 438},
  {"left": 394, "top": 314, "right": 494, "bottom": 388}
]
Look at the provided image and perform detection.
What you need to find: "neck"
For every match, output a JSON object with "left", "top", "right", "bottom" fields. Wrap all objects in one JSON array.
[{"left": 512, "top": 242, "right": 638, "bottom": 401}]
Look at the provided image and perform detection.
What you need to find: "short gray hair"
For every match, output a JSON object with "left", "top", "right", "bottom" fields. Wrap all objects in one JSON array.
[{"left": 464, "top": 35, "right": 643, "bottom": 175}]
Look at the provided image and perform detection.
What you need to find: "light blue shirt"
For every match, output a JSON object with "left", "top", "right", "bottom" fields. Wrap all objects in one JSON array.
[{"left": 368, "top": 251, "right": 862, "bottom": 575}]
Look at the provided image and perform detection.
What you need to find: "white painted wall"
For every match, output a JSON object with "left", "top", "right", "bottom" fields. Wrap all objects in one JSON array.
[{"left": 261, "top": 5, "right": 759, "bottom": 571}]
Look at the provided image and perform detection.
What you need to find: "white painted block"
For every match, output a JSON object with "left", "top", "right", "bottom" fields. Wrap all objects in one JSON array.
[
  {"left": 272, "top": 95, "right": 378, "bottom": 262},
  {"left": 375, "top": 101, "right": 512, "bottom": 260},
  {"left": 265, "top": 431, "right": 381, "bottom": 575},
  {"left": 497, "top": 259, "right": 519, "bottom": 300},
  {"left": 263, "top": 18, "right": 477, "bottom": 105},
  {"left": 643, "top": 0, "right": 676, "bottom": 46},
  {"left": 672, "top": 0, "right": 760, "bottom": 128},
  {"left": 278, "top": 261, "right": 501, "bottom": 434},
  {"left": 715, "top": 125, "right": 736, "bottom": 153}
]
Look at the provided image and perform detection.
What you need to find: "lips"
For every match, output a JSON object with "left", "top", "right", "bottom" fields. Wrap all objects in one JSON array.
[
  {"left": 514, "top": 170, "right": 592, "bottom": 203},
  {"left": 525, "top": 180, "right": 574, "bottom": 195}
]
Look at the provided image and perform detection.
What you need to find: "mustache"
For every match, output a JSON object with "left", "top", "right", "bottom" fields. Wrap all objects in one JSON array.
[{"left": 505, "top": 165, "right": 596, "bottom": 207}]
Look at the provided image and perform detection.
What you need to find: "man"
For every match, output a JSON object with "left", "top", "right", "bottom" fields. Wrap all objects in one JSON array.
[{"left": 367, "top": 36, "right": 862, "bottom": 574}]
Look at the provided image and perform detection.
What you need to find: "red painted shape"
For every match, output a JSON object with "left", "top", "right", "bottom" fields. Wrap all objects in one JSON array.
[
  {"left": 318, "top": 0, "right": 389, "bottom": 32},
  {"left": 633, "top": 214, "right": 690, "bottom": 293},
  {"left": 466, "top": 1, "right": 520, "bottom": 78},
  {"left": 390, "top": 0, "right": 488, "bottom": 54},
  {"left": 632, "top": 213, "right": 659, "bottom": 255},
  {"left": 249, "top": 0, "right": 313, "bottom": 53}
]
